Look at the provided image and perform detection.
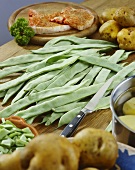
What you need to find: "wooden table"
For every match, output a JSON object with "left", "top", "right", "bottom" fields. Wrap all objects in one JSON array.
[{"left": 0, "top": 0, "right": 135, "bottom": 136}]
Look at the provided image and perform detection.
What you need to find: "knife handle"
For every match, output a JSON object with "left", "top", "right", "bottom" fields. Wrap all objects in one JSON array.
[{"left": 60, "top": 111, "right": 85, "bottom": 137}]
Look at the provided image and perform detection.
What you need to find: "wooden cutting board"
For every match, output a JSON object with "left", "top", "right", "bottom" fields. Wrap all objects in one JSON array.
[{"left": 8, "top": 1, "right": 99, "bottom": 45}]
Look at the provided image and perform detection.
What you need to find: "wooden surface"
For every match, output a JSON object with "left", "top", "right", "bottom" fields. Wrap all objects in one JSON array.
[
  {"left": 0, "top": 0, "right": 135, "bottom": 136},
  {"left": 8, "top": 1, "right": 99, "bottom": 45}
]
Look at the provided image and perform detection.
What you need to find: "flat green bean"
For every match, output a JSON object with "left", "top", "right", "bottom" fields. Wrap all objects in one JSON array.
[
  {"left": 27, "top": 49, "right": 72, "bottom": 72},
  {"left": 0, "top": 53, "right": 49, "bottom": 68},
  {"left": 93, "top": 50, "right": 125, "bottom": 84},
  {"left": 26, "top": 116, "right": 37, "bottom": 124},
  {"left": 2, "top": 82, "right": 25, "bottom": 105},
  {"left": 81, "top": 65, "right": 102, "bottom": 85},
  {"left": 0, "top": 63, "right": 35, "bottom": 79},
  {"left": 31, "top": 45, "right": 72, "bottom": 54},
  {"left": 32, "top": 44, "right": 117, "bottom": 54},
  {"left": 0, "top": 55, "right": 79, "bottom": 92},
  {"left": 0, "top": 91, "right": 6, "bottom": 98},
  {"left": 51, "top": 40, "right": 72, "bottom": 46},
  {"left": 45, "top": 36, "right": 118, "bottom": 47},
  {"left": 46, "top": 61, "right": 89, "bottom": 89},
  {"left": 118, "top": 51, "right": 134, "bottom": 62},
  {"left": 52, "top": 102, "right": 86, "bottom": 113},
  {"left": 14, "top": 60, "right": 135, "bottom": 120},
  {"left": 56, "top": 96, "right": 110, "bottom": 127},
  {"left": 31, "top": 67, "right": 69, "bottom": 93},
  {"left": 71, "top": 49, "right": 102, "bottom": 57},
  {"left": 40, "top": 114, "right": 52, "bottom": 124},
  {"left": 94, "top": 96, "right": 110, "bottom": 111},
  {"left": 12, "top": 69, "right": 61, "bottom": 103},
  {"left": 64, "top": 67, "right": 91, "bottom": 86},
  {"left": 70, "top": 47, "right": 112, "bottom": 56},
  {"left": 79, "top": 55, "right": 122, "bottom": 72},
  {"left": 14, "top": 83, "right": 104, "bottom": 119},
  {"left": 58, "top": 106, "right": 83, "bottom": 127},
  {"left": 110, "top": 62, "right": 135, "bottom": 88},
  {"left": 105, "top": 121, "right": 112, "bottom": 132},
  {"left": 0, "top": 81, "right": 87, "bottom": 117},
  {"left": 45, "top": 112, "right": 64, "bottom": 126}
]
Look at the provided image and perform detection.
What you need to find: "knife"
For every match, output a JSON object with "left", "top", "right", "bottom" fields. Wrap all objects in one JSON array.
[{"left": 60, "top": 76, "right": 115, "bottom": 137}]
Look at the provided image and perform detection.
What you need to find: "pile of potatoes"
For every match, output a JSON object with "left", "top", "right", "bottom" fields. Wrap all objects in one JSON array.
[
  {"left": 0, "top": 128, "right": 118, "bottom": 170},
  {"left": 99, "top": 6, "right": 135, "bottom": 50}
]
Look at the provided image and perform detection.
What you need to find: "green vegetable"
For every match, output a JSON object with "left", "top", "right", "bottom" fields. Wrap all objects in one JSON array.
[
  {"left": 45, "top": 112, "right": 64, "bottom": 126},
  {"left": 79, "top": 55, "right": 122, "bottom": 72},
  {"left": 0, "top": 54, "right": 49, "bottom": 68},
  {"left": 0, "top": 36, "right": 134, "bottom": 127},
  {"left": 12, "top": 69, "right": 61, "bottom": 103},
  {"left": 0, "top": 81, "right": 87, "bottom": 117},
  {"left": 0, "top": 56, "right": 79, "bottom": 92},
  {"left": 10, "top": 18, "right": 35, "bottom": 46},
  {"left": 93, "top": 50, "right": 125, "bottom": 84},
  {"left": 31, "top": 67, "right": 68, "bottom": 94},
  {"left": 2, "top": 83, "right": 25, "bottom": 105},
  {"left": 44, "top": 35, "right": 118, "bottom": 47},
  {"left": 0, "top": 119, "right": 34, "bottom": 154},
  {"left": 58, "top": 106, "right": 83, "bottom": 127},
  {"left": 52, "top": 102, "right": 86, "bottom": 113}
]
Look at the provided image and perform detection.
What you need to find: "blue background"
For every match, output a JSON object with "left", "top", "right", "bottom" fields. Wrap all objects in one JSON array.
[{"left": 0, "top": 0, "right": 83, "bottom": 46}]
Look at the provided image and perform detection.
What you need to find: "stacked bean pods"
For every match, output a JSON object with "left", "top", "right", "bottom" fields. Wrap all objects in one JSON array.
[{"left": 0, "top": 36, "right": 134, "bottom": 127}]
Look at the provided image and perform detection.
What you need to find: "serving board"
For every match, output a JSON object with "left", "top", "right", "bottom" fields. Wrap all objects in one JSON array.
[{"left": 8, "top": 1, "right": 99, "bottom": 45}]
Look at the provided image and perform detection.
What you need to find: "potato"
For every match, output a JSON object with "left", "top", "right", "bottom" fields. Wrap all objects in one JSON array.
[
  {"left": 99, "top": 20, "right": 121, "bottom": 42},
  {"left": 0, "top": 150, "right": 22, "bottom": 170},
  {"left": 0, "top": 134, "right": 80, "bottom": 170},
  {"left": 113, "top": 6, "right": 135, "bottom": 27},
  {"left": 72, "top": 128, "right": 118, "bottom": 169},
  {"left": 119, "top": 115, "right": 135, "bottom": 131},
  {"left": 99, "top": 8, "right": 117, "bottom": 24},
  {"left": 123, "top": 97, "right": 135, "bottom": 115},
  {"left": 117, "top": 27, "right": 135, "bottom": 50},
  {"left": 19, "top": 133, "right": 80, "bottom": 170}
]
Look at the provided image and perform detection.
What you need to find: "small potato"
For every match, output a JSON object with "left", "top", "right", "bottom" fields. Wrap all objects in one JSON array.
[
  {"left": 117, "top": 27, "right": 135, "bottom": 50},
  {"left": 119, "top": 115, "right": 135, "bottom": 131},
  {"left": 20, "top": 134, "right": 80, "bottom": 170},
  {"left": 99, "top": 20, "right": 121, "bottom": 42},
  {"left": 113, "top": 6, "right": 135, "bottom": 27},
  {"left": 72, "top": 128, "right": 118, "bottom": 169},
  {"left": 99, "top": 8, "right": 117, "bottom": 24},
  {"left": 123, "top": 97, "right": 135, "bottom": 115},
  {"left": 0, "top": 150, "right": 22, "bottom": 170}
]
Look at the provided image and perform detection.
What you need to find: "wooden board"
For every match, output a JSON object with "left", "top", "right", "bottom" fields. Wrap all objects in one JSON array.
[{"left": 8, "top": 1, "right": 99, "bottom": 45}]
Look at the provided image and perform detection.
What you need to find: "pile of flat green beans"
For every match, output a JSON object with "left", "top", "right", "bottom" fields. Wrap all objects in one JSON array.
[{"left": 0, "top": 36, "right": 134, "bottom": 127}]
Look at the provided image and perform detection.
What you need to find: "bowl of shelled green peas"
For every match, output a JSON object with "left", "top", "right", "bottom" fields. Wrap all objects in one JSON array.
[{"left": 0, "top": 116, "right": 38, "bottom": 154}]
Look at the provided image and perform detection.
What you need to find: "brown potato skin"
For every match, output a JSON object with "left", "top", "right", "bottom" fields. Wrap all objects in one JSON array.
[
  {"left": 0, "top": 150, "right": 22, "bottom": 170},
  {"left": 99, "top": 8, "right": 117, "bottom": 24},
  {"left": 72, "top": 128, "right": 118, "bottom": 169},
  {"left": 113, "top": 6, "right": 135, "bottom": 27},
  {"left": 117, "top": 27, "right": 135, "bottom": 50},
  {"left": 99, "top": 20, "right": 121, "bottom": 42},
  {"left": 0, "top": 134, "right": 80, "bottom": 170},
  {"left": 19, "top": 133, "right": 80, "bottom": 170}
]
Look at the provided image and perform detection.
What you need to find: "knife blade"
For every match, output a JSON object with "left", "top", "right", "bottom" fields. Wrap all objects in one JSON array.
[{"left": 60, "top": 75, "right": 115, "bottom": 137}]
